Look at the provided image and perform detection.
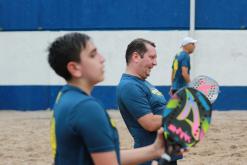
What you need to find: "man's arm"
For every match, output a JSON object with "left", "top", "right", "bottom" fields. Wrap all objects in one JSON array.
[
  {"left": 120, "top": 128, "right": 164, "bottom": 165},
  {"left": 181, "top": 66, "right": 191, "bottom": 83},
  {"left": 92, "top": 128, "right": 165, "bottom": 165},
  {"left": 91, "top": 152, "right": 118, "bottom": 165},
  {"left": 137, "top": 113, "right": 162, "bottom": 132}
]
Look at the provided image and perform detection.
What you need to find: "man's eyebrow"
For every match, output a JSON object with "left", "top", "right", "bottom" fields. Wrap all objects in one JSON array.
[{"left": 89, "top": 48, "right": 97, "bottom": 54}]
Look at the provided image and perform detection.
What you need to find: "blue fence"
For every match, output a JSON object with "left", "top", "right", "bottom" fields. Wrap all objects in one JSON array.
[
  {"left": 0, "top": 85, "right": 246, "bottom": 110},
  {"left": 1, "top": 0, "right": 247, "bottom": 30}
]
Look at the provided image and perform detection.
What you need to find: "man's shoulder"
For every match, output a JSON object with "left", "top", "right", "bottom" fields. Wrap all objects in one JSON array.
[
  {"left": 60, "top": 86, "right": 98, "bottom": 110},
  {"left": 54, "top": 92, "right": 101, "bottom": 125},
  {"left": 177, "top": 51, "right": 189, "bottom": 60},
  {"left": 119, "top": 75, "right": 142, "bottom": 87},
  {"left": 64, "top": 90, "right": 93, "bottom": 106},
  {"left": 120, "top": 78, "right": 149, "bottom": 90},
  {"left": 118, "top": 80, "right": 142, "bottom": 95},
  {"left": 117, "top": 79, "right": 149, "bottom": 98},
  {"left": 69, "top": 97, "right": 105, "bottom": 121}
]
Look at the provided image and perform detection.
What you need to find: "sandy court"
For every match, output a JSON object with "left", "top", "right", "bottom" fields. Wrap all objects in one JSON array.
[{"left": 0, "top": 110, "right": 247, "bottom": 165}]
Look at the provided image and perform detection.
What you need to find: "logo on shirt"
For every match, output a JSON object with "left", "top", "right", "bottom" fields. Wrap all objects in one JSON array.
[{"left": 151, "top": 88, "right": 163, "bottom": 96}]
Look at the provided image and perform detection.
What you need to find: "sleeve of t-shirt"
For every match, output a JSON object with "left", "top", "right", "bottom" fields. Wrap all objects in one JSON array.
[
  {"left": 69, "top": 99, "right": 117, "bottom": 153},
  {"left": 181, "top": 55, "right": 190, "bottom": 67},
  {"left": 120, "top": 83, "right": 152, "bottom": 119}
]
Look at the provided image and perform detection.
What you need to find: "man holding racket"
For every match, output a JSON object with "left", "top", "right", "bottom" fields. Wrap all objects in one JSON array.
[
  {"left": 117, "top": 38, "right": 181, "bottom": 165},
  {"left": 170, "top": 37, "right": 197, "bottom": 95}
]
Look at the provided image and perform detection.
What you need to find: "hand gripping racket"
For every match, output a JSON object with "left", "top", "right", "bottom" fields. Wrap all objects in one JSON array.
[{"left": 159, "top": 88, "right": 213, "bottom": 164}]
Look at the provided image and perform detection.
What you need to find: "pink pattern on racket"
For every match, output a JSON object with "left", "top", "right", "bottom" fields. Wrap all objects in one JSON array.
[
  {"left": 189, "top": 75, "right": 219, "bottom": 104},
  {"left": 197, "top": 85, "right": 212, "bottom": 95}
]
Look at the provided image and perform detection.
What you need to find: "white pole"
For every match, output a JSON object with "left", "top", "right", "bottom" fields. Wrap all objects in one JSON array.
[
  {"left": 190, "top": 0, "right": 196, "bottom": 77},
  {"left": 190, "top": 0, "right": 195, "bottom": 37}
]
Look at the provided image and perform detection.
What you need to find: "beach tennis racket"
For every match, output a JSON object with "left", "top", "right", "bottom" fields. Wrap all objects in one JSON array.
[
  {"left": 159, "top": 87, "right": 213, "bottom": 164},
  {"left": 189, "top": 75, "right": 220, "bottom": 104}
]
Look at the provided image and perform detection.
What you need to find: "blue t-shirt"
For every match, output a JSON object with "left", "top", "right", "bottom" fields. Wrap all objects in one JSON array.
[
  {"left": 117, "top": 74, "right": 166, "bottom": 148},
  {"left": 171, "top": 51, "right": 191, "bottom": 90},
  {"left": 51, "top": 85, "right": 120, "bottom": 165}
]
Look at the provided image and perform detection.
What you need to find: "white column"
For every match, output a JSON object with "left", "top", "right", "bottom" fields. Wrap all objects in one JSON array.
[
  {"left": 190, "top": 0, "right": 196, "bottom": 78},
  {"left": 189, "top": 0, "right": 195, "bottom": 37}
]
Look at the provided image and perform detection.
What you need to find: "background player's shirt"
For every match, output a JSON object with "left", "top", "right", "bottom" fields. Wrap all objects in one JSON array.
[
  {"left": 172, "top": 51, "right": 191, "bottom": 90},
  {"left": 51, "top": 85, "right": 120, "bottom": 165}
]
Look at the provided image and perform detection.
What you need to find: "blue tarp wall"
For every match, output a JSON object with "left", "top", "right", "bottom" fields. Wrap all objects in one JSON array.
[
  {"left": 0, "top": 86, "right": 246, "bottom": 110},
  {"left": 0, "top": 0, "right": 247, "bottom": 30}
]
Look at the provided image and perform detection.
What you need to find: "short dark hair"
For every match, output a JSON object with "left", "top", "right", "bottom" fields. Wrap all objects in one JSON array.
[
  {"left": 125, "top": 38, "right": 155, "bottom": 64},
  {"left": 48, "top": 33, "right": 90, "bottom": 81}
]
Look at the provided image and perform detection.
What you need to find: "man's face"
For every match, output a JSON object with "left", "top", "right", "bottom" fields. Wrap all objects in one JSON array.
[
  {"left": 138, "top": 44, "right": 157, "bottom": 79},
  {"left": 77, "top": 40, "right": 105, "bottom": 85},
  {"left": 184, "top": 43, "right": 196, "bottom": 54}
]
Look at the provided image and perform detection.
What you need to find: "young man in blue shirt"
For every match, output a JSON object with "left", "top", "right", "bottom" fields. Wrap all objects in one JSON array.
[{"left": 48, "top": 33, "right": 165, "bottom": 165}]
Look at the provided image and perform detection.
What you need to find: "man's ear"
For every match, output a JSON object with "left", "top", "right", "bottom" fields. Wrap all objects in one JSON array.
[
  {"left": 132, "top": 52, "right": 141, "bottom": 63},
  {"left": 67, "top": 61, "right": 82, "bottom": 78}
]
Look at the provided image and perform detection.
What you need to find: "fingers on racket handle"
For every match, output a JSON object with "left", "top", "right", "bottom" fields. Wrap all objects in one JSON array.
[{"left": 158, "top": 153, "right": 171, "bottom": 165}]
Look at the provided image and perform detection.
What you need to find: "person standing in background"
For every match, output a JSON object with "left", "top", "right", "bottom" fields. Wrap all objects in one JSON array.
[{"left": 170, "top": 37, "right": 197, "bottom": 95}]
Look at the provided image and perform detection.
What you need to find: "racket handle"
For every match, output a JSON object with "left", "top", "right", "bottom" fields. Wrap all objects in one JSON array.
[{"left": 158, "top": 153, "right": 171, "bottom": 165}]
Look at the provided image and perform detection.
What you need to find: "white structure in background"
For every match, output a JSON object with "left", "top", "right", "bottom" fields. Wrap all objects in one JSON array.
[{"left": 0, "top": 30, "right": 247, "bottom": 86}]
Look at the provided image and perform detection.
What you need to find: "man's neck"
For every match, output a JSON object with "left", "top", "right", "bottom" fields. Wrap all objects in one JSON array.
[
  {"left": 68, "top": 79, "right": 93, "bottom": 95},
  {"left": 126, "top": 68, "right": 146, "bottom": 80},
  {"left": 182, "top": 49, "right": 190, "bottom": 54}
]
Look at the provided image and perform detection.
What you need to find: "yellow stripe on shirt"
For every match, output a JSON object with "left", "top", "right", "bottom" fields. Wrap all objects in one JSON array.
[{"left": 50, "top": 112, "right": 57, "bottom": 159}]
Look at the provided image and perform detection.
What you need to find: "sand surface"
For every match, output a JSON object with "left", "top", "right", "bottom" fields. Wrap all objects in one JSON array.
[{"left": 0, "top": 110, "right": 246, "bottom": 165}]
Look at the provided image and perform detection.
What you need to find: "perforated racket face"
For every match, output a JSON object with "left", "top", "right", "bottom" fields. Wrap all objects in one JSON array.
[
  {"left": 189, "top": 75, "right": 219, "bottom": 104},
  {"left": 163, "top": 88, "right": 212, "bottom": 148}
]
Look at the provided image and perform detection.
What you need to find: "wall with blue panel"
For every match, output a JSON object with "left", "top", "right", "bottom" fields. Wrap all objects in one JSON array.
[
  {"left": 0, "top": 0, "right": 189, "bottom": 30},
  {"left": 196, "top": 0, "right": 247, "bottom": 29},
  {"left": 1, "top": 0, "right": 247, "bottom": 30},
  {"left": 0, "top": 1, "right": 247, "bottom": 110}
]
